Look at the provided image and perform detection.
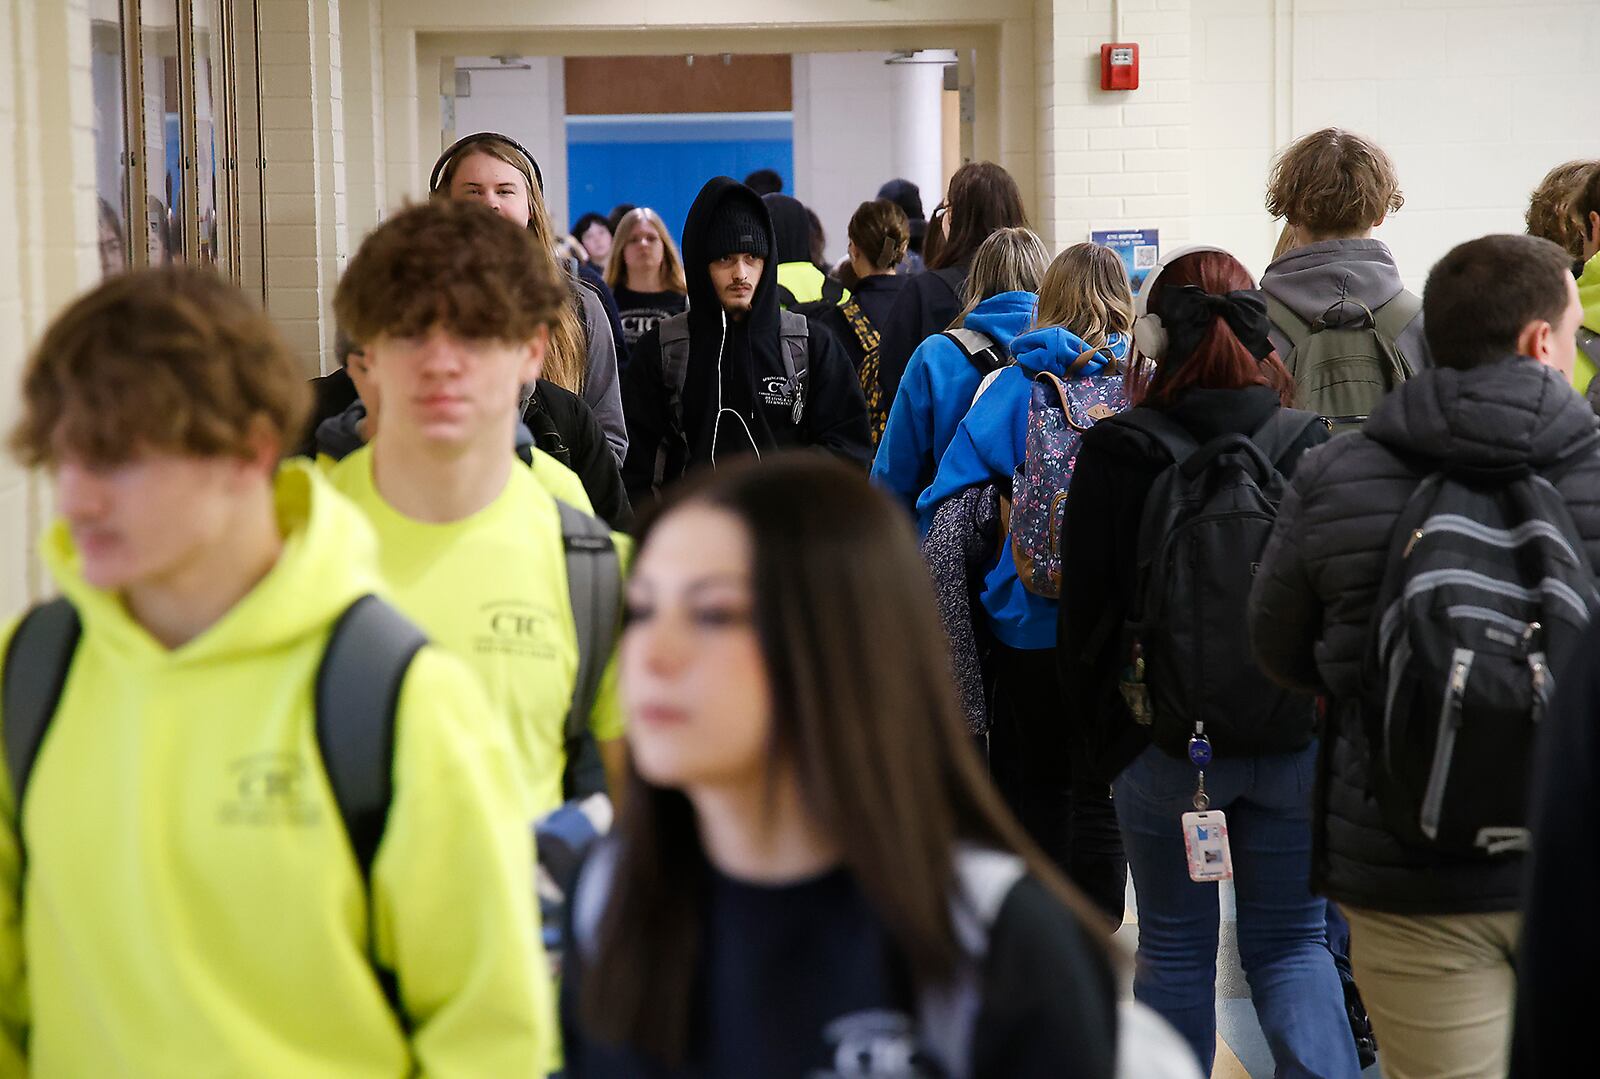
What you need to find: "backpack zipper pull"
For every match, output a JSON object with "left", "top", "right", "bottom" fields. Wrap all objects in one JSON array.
[{"left": 1403, "top": 528, "right": 1425, "bottom": 558}]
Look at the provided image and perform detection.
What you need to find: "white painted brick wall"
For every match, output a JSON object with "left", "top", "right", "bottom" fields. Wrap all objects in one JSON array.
[
  {"left": 1192, "top": 0, "right": 1600, "bottom": 287},
  {"left": 1039, "top": 0, "right": 1193, "bottom": 250}
]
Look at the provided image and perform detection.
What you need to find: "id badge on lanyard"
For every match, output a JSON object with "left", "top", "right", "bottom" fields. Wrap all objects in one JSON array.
[{"left": 1182, "top": 724, "right": 1233, "bottom": 883}]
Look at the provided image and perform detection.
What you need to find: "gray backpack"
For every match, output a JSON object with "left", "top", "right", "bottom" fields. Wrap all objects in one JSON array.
[
  {"left": 1265, "top": 292, "right": 1419, "bottom": 434},
  {"left": 570, "top": 840, "right": 1027, "bottom": 1079}
]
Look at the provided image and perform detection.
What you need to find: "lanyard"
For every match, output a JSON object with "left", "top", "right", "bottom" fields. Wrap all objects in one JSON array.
[{"left": 1188, "top": 723, "right": 1213, "bottom": 811}]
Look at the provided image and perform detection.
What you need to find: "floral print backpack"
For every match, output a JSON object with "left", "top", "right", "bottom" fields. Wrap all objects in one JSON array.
[{"left": 1009, "top": 367, "right": 1128, "bottom": 597}]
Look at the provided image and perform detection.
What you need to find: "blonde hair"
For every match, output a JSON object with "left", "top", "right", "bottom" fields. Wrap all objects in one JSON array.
[
  {"left": 1271, "top": 222, "right": 1300, "bottom": 262},
  {"left": 432, "top": 139, "right": 587, "bottom": 393},
  {"left": 949, "top": 227, "right": 1048, "bottom": 330},
  {"left": 606, "top": 208, "right": 688, "bottom": 295},
  {"left": 1266, "top": 127, "right": 1404, "bottom": 238},
  {"left": 1033, "top": 243, "right": 1134, "bottom": 368}
]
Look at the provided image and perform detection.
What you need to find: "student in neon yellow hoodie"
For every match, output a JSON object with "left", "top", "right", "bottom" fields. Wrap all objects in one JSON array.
[
  {"left": 325, "top": 199, "right": 628, "bottom": 823},
  {"left": 1570, "top": 164, "right": 1600, "bottom": 393},
  {"left": 0, "top": 268, "right": 551, "bottom": 1077}
]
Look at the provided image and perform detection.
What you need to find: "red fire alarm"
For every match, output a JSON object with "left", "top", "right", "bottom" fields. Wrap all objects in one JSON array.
[{"left": 1100, "top": 43, "right": 1139, "bottom": 91}]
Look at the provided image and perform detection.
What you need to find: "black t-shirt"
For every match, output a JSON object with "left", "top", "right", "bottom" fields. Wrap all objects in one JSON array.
[
  {"left": 562, "top": 860, "right": 1117, "bottom": 1079},
  {"left": 614, "top": 287, "right": 688, "bottom": 348}
]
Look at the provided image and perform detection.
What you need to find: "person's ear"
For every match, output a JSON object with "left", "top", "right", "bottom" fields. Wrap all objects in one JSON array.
[
  {"left": 241, "top": 414, "right": 284, "bottom": 477},
  {"left": 1587, "top": 211, "right": 1600, "bottom": 258},
  {"left": 1515, "top": 317, "right": 1556, "bottom": 365}
]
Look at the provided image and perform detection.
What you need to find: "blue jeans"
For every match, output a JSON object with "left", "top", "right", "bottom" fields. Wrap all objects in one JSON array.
[{"left": 1114, "top": 742, "right": 1360, "bottom": 1079}]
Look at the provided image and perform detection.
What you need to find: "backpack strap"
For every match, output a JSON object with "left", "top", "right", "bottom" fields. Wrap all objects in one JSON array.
[
  {"left": 779, "top": 309, "right": 811, "bottom": 424},
  {"left": 1579, "top": 326, "right": 1600, "bottom": 367},
  {"left": 315, "top": 595, "right": 427, "bottom": 888},
  {"left": 840, "top": 296, "right": 878, "bottom": 354},
  {"left": 1372, "top": 289, "right": 1423, "bottom": 345},
  {"left": 556, "top": 500, "right": 621, "bottom": 749},
  {"left": 2, "top": 598, "right": 82, "bottom": 814},
  {"left": 1248, "top": 408, "right": 1325, "bottom": 469},
  {"left": 313, "top": 594, "right": 427, "bottom": 1029},
  {"left": 942, "top": 327, "right": 1005, "bottom": 376},
  {"left": 1264, "top": 295, "right": 1310, "bottom": 350},
  {"left": 776, "top": 283, "right": 800, "bottom": 310},
  {"left": 931, "top": 265, "right": 967, "bottom": 301},
  {"left": 655, "top": 312, "right": 694, "bottom": 491},
  {"left": 917, "top": 846, "right": 1027, "bottom": 1079},
  {"left": 657, "top": 312, "right": 692, "bottom": 407},
  {"left": 1112, "top": 407, "right": 1201, "bottom": 465}
]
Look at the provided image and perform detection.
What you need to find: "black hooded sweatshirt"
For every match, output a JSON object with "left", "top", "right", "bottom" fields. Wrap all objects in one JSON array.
[
  {"left": 763, "top": 193, "right": 812, "bottom": 266},
  {"left": 620, "top": 177, "right": 871, "bottom": 505}
]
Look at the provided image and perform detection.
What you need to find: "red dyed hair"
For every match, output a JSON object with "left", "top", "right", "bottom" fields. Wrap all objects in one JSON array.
[{"left": 1133, "top": 250, "right": 1295, "bottom": 408}]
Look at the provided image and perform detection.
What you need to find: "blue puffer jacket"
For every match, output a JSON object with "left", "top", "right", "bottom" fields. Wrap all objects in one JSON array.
[
  {"left": 870, "top": 291, "right": 1037, "bottom": 525},
  {"left": 919, "top": 326, "right": 1130, "bottom": 650}
]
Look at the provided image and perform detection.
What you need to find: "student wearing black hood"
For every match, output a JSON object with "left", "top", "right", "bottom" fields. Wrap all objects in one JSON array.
[
  {"left": 763, "top": 192, "right": 849, "bottom": 310},
  {"left": 620, "top": 177, "right": 872, "bottom": 505}
]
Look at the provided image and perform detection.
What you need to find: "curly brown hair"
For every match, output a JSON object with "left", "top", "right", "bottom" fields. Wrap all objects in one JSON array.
[
  {"left": 1265, "top": 127, "right": 1404, "bottom": 238},
  {"left": 335, "top": 199, "right": 567, "bottom": 356},
  {"left": 10, "top": 266, "right": 310, "bottom": 467},
  {"left": 1526, "top": 160, "right": 1596, "bottom": 258}
]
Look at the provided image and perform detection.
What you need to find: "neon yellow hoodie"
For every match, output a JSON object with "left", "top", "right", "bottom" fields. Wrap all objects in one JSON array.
[
  {"left": 326, "top": 447, "right": 626, "bottom": 821},
  {"left": 1576, "top": 251, "right": 1600, "bottom": 394},
  {"left": 0, "top": 462, "right": 551, "bottom": 1078},
  {"left": 776, "top": 260, "right": 849, "bottom": 307}
]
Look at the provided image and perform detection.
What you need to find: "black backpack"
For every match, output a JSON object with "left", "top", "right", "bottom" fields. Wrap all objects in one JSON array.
[
  {"left": 777, "top": 275, "right": 846, "bottom": 321},
  {"left": 1119, "top": 407, "right": 1323, "bottom": 759},
  {"left": 1362, "top": 465, "right": 1598, "bottom": 857}
]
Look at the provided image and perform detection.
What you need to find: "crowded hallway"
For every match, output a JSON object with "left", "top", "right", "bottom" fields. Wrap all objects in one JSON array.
[{"left": 1, "top": 1, "right": 1599, "bottom": 1076}]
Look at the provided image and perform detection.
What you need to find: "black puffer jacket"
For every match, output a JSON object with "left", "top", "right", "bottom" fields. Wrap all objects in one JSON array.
[{"left": 1249, "top": 356, "right": 1600, "bottom": 914}]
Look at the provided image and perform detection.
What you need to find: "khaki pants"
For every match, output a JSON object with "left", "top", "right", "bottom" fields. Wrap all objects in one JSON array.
[{"left": 1341, "top": 905, "right": 1521, "bottom": 1079}]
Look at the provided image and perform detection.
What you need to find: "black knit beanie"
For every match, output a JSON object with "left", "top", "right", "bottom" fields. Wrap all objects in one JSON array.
[{"left": 703, "top": 199, "right": 770, "bottom": 262}]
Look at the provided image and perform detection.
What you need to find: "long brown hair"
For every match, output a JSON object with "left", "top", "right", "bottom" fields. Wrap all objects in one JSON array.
[
  {"left": 1133, "top": 250, "right": 1295, "bottom": 408},
  {"left": 605, "top": 207, "right": 688, "bottom": 295},
  {"left": 1034, "top": 242, "right": 1135, "bottom": 366},
  {"left": 928, "top": 162, "right": 1029, "bottom": 271},
  {"left": 431, "top": 138, "right": 588, "bottom": 393},
  {"left": 581, "top": 454, "right": 1109, "bottom": 1066}
]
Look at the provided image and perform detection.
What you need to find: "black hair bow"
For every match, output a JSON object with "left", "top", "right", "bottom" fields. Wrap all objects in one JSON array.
[{"left": 1160, "top": 284, "right": 1275, "bottom": 362}]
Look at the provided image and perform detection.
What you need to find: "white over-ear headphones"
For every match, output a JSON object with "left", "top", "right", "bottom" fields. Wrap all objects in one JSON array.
[{"left": 1132, "top": 244, "right": 1229, "bottom": 360}]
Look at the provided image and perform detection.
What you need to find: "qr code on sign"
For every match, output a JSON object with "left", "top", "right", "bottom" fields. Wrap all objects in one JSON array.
[{"left": 1134, "top": 244, "right": 1158, "bottom": 270}]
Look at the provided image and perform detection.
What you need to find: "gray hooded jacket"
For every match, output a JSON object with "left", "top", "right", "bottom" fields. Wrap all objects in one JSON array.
[
  {"left": 1260, "top": 238, "right": 1432, "bottom": 370},
  {"left": 571, "top": 272, "right": 628, "bottom": 464}
]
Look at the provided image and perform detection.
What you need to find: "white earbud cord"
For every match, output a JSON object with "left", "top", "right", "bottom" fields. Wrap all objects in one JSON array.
[{"left": 710, "top": 304, "right": 762, "bottom": 468}]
